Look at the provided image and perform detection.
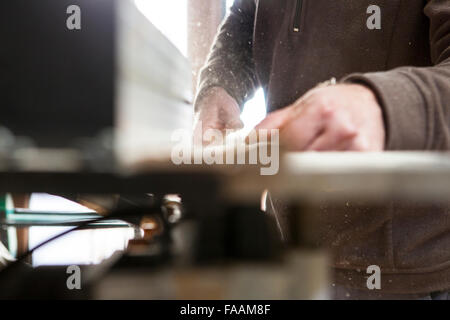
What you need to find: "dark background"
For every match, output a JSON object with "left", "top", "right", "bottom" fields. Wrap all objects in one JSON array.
[{"left": 0, "top": 0, "right": 115, "bottom": 147}]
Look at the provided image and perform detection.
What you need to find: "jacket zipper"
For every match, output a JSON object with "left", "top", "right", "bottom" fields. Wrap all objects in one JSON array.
[{"left": 293, "top": 0, "right": 303, "bottom": 32}]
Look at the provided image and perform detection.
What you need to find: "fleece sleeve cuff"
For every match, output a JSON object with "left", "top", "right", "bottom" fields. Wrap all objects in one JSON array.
[{"left": 343, "top": 71, "right": 428, "bottom": 150}]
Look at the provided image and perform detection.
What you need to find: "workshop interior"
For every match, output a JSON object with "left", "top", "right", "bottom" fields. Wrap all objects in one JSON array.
[{"left": 1, "top": 0, "right": 450, "bottom": 301}]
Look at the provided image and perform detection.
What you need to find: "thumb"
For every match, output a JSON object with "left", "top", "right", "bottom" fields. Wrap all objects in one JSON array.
[
  {"left": 226, "top": 117, "right": 245, "bottom": 130},
  {"left": 254, "top": 106, "right": 293, "bottom": 131},
  {"left": 246, "top": 106, "right": 293, "bottom": 144}
]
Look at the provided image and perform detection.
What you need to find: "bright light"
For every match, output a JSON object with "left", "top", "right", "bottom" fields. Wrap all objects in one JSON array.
[
  {"left": 28, "top": 194, "right": 134, "bottom": 266},
  {"left": 29, "top": 193, "right": 92, "bottom": 212},
  {"left": 134, "top": 0, "right": 266, "bottom": 129},
  {"left": 226, "top": 0, "right": 235, "bottom": 14},
  {"left": 240, "top": 88, "right": 267, "bottom": 134},
  {"left": 134, "top": 0, "right": 188, "bottom": 56},
  {"left": 225, "top": 0, "right": 267, "bottom": 131},
  {"left": 29, "top": 226, "right": 134, "bottom": 266}
]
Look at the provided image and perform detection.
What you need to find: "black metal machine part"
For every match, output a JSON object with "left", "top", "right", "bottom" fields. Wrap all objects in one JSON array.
[
  {"left": 0, "top": 203, "right": 287, "bottom": 299},
  {"left": 0, "top": 167, "right": 297, "bottom": 299},
  {"left": 0, "top": 0, "right": 115, "bottom": 148}
]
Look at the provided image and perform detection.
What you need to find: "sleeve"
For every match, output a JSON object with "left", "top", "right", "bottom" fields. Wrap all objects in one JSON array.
[
  {"left": 343, "top": 0, "right": 450, "bottom": 150},
  {"left": 194, "top": 0, "right": 258, "bottom": 111}
]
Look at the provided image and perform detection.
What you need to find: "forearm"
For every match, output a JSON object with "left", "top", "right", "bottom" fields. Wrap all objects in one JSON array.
[
  {"left": 344, "top": 0, "right": 450, "bottom": 150},
  {"left": 195, "top": 0, "right": 258, "bottom": 110}
]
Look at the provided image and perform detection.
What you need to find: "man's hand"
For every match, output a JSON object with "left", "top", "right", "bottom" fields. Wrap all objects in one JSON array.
[
  {"left": 254, "top": 84, "right": 385, "bottom": 151},
  {"left": 193, "top": 87, "right": 243, "bottom": 144}
]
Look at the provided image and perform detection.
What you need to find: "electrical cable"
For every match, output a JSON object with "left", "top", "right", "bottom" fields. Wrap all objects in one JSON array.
[{"left": 0, "top": 204, "right": 169, "bottom": 276}]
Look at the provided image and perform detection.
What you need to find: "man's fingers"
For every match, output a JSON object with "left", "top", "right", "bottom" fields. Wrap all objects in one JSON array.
[
  {"left": 305, "top": 119, "right": 358, "bottom": 151},
  {"left": 305, "top": 131, "right": 355, "bottom": 151},
  {"left": 280, "top": 119, "right": 322, "bottom": 151},
  {"left": 246, "top": 105, "right": 299, "bottom": 144},
  {"left": 278, "top": 104, "right": 326, "bottom": 150},
  {"left": 194, "top": 114, "right": 244, "bottom": 146},
  {"left": 254, "top": 106, "right": 295, "bottom": 131},
  {"left": 193, "top": 87, "right": 243, "bottom": 145},
  {"left": 226, "top": 117, "right": 245, "bottom": 130}
]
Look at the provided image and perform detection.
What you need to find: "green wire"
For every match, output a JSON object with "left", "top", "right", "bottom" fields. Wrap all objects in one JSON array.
[{"left": 0, "top": 193, "right": 14, "bottom": 216}]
